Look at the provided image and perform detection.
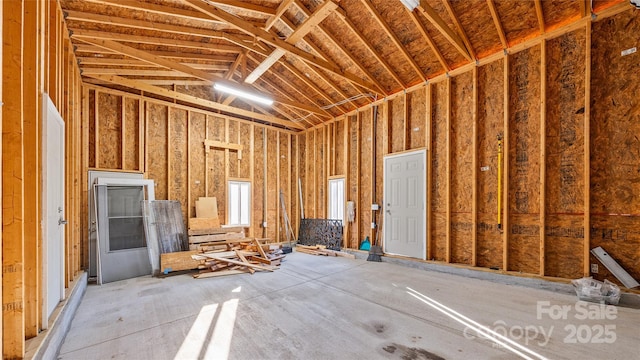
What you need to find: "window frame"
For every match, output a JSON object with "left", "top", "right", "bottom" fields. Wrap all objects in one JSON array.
[
  {"left": 227, "top": 179, "right": 251, "bottom": 226},
  {"left": 327, "top": 177, "right": 345, "bottom": 224}
]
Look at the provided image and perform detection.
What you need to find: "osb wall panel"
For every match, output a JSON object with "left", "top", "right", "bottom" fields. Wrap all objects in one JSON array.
[
  {"left": 147, "top": 102, "right": 168, "bottom": 200},
  {"left": 348, "top": 115, "right": 359, "bottom": 248},
  {"left": 408, "top": 88, "right": 426, "bottom": 150},
  {"left": 591, "top": 10, "right": 640, "bottom": 281},
  {"left": 508, "top": 46, "right": 541, "bottom": 274},
  {"left": 334, "top": 120, "right": 345, "bottom": 176},
  {"left": 430, "top": 81, "right": 448, "bottom": 261},
  {"left": 170, "top": 108, "right": 188, "bottom": 222},
  {"left": 359, "top": 110, "right": 373, "bottom": 243},
  {"left": 88, "top": 89, "right": 96, "bottom": 168},
  {"left": 253, "top": 127, "right": 265, "bottom": 237},
  {"left": 476, "top": 59, "right": 504, "bottom": 269},
  {"left": 279, "top": 132, "right": 291, "bottom": 242},
  {"left": 290, "top": 135, "right": 299, "bottom": 237},
  {"left": 124, "top": 98, "right": 139, "bottom": 171},
  {"left": 390, "top": 96, "right": 405, "bottom": 153},
  {"left": 375, "top": 105, "right": 385, "bottom": 232},
  {"left": 297, "top": 133, "right": 306, "bottom": 225},
  {"left": 97, "top": 92, "right": 122, "bottom": 169},
  {"left": 315, "top": 128, "right": 326, "bottom": 218},
  {"left": 238, "top": 122, "right": 252, "bottom": 179},
  {"left": 267, "top": 129, "right": 278, "bottom": 240},
  {"left": 450, "top": 71, "right": 474, "bottom": 265},
  {"left": 228, "top": 120, "right": 239, "bottom": 179},
  {"left": 189, "top": 112, "right": 207, "bottom": 218},
  {"left": 306, "top": 131, "right": 316, "bottom": 218},
  {"left": 544, "top": 30, "right": 586, "bottom": 279},
  {"left": 207, "top": 116, "right": 226, "bottom": 222}
]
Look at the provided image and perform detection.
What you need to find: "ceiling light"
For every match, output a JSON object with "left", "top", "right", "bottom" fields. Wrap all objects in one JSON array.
[
  {"left": 400, "top": 0, "right": 419, "bottom": 11},
  {"left": 213, "top": 82, "right": 274, "bottom": 106}
]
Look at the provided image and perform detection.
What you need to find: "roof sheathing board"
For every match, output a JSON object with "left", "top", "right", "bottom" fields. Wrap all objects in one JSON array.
[
  {"left": 494, "top": 0, "right": 540, "bottom": 46},
  {"left": 542, "top": 0, "right": 582, "bottom": 32},
  {"left": 451, "top": 0, "right": 503, "bottom": 59},
  {"left": 340, "top": 0, "right": 417, "bottom": 86},
  {"left": 422, "top": 0, "right": 469, "bottom": 68}
]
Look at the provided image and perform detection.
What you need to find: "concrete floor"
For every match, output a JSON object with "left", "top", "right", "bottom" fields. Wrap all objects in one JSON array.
[{"left": 59, "top": 252, "right": 640, "bottom": 360}]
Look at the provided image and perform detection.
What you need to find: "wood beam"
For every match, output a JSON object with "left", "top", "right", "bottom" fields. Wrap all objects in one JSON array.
[
  {"left": 3, "top": 0, "right": 26, "bottom": 356},
  {"left": 534, "top": 0, "right": 545, "bottom": 34},
  {"left": 208, "top": 0, "right": 276, "bottom": 16},
  {"left": 75, "top": 37, "right": 326, "bottom": 116},
  {"left": 487, "top": 0, "right": 508, "bottom": 49},
  {"left": 539, "top": 40, "right": 546, "bottom": 276},
  {"left": 361, "top": 0, "right": 427, "bottom": 81},
  {"left": 405, "top": 7, "right": 449, "bottom": 72},
  {"left": 181, "top": 0, "right": 380, "bottom": 94},
  {"left": 442, "top": 0, "right": 477, "bottom": 60},
  {"left": 85, "top": 74, "right": 305, "bottom": 130},
  {"left": 244, "top": 0, "right": 338, "bottom": 84},
  {"left": 416, "top": 0, "right": 472, "bottom": 61},
  {"left": 583, "top": 21, "right": 591, "bottom": 277},
  {"left": 71, "top": 29, "right": 249, "bottom": 54},
  {"left": 265, "top": 0, "right": 294, "bottom": 31},
  {"left": 502, "top": 53, "right": 509, "bottom": 271}
]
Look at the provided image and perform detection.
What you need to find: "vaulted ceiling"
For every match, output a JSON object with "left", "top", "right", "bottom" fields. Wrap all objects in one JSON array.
[{"left": 61, "top": 0, "right": 626, "bottom": 130}]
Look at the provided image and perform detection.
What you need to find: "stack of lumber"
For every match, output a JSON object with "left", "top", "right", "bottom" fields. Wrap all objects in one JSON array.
[
  {"left": 295, "top": 244, "right": 356, "bottom": 259},
  {"left": 191, "top": 239, "right": 286, "bottom": 279}
]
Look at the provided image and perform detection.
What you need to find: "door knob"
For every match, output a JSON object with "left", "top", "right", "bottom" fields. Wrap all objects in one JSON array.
[{"left": 59, "top": 219, "right": 68, "bottom": 225}]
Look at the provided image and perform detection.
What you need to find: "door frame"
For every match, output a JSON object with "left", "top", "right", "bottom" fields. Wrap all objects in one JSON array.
[
  {"left": 41, "top": 93, "right": 65, "bottom": 329},
  {"left": 382, "top": 149, "right": 427, "bottom": 260}
]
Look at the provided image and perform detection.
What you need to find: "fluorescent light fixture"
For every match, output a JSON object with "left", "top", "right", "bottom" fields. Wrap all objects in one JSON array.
[
  {"left": 213, "top": 82, "right": 274, "bottom": 106},
  {"left": 400, "top": 0, "right": 419, "bottom": 11}
]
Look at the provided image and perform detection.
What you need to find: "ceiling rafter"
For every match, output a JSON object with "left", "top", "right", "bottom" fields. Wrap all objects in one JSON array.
[
  {"left": 415, "top": 0, "right": 472, "bottom": 62},
  {"left": 253, "top": 80, "right": 321, "bottom": 127},
  {"left": 265, "top": 0, "right": 294, "bottom": 31},
  {"left": 279, "top": 14, "right": 330, "bottom": 62},
  {"left": 84, "top": 0, "right": 264, "bottom": 27},
  {"left": 441, "top": 0, "right": 477, "bottom": 60},
  {"left": 534, "top": 0, "right": 545, "bottom": 34},
  {"left": 486, "top": 0, "right": 508, "bottom": 49},
  {"left": 206, "top": 0, "right": 277, "bottom": 16},
  {"left": 84, "top": 73, "right": 305, "bottom": 130},
  {"left": 404, "top": 6, "right": 449, "bottom": 72},
  {"left": 76, "top": 36, "right": 328, "bottom": 117},
  {"left": 180, "top": 0, "right": 381, "bottom": 94},
  {"left": 71, "top": 29, "right": 250, "bottom": 54},
  {"left": 333, "top": 12, "right": 404, "bottom": 88},
  {"left": 81, "top": 68, "right": 222, "bottom": 76},
  {"left": 360, "top": 0, "right": 426, "bottom": 82}
]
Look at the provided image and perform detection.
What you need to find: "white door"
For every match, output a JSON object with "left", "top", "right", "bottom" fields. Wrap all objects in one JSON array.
[
  {"left": 383, "top": 150, "right": 426, "bottom": 259},
  {"left": 42, "top": 94, "right": 65, "bottom": 327}
]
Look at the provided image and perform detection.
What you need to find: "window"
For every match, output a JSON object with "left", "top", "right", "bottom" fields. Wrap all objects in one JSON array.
[
  {"left": 328, "top": 178, "right": 345, "bottom": 223},
  {"left": 228, "top": 180, "right": 251, "bottom": 226}
]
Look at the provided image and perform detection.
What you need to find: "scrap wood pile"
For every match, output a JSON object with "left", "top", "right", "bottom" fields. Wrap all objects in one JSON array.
[{"left": 295, "top": 244, "right": 355, "bottom": 259}]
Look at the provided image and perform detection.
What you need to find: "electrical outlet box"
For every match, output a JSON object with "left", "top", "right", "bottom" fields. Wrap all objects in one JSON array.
[
  {"left": 371, "top": 204, "right": 380, "bottom": 211},
  {"left": 591, "top": 263, "right": 598, "bottom": 273},
  {"left": 262, "top": 222, "right": 267, "bottom": 228},
  {"left": 371, "top": 222, "right": 376, "bottom": 229}
]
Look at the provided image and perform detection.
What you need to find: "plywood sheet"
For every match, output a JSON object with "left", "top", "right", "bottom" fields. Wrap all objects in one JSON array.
[
  {"left": 335, "top": 120, "right": 345, "bottom": 176},
  {"left": 89, "top": 89, "right": 96, "bottom": 168},
  {"left": 124, "top": 98, "right": 139, "bottom": 171},
  {"left": 476, "top": 59, "right": 504, "bottom": 268},
  {"left": 545, "top": 215, "right": 584, "bottom": 279},
  {"left": 228, "top": 120, "right": 239, "bottom": 178},
  {"left": 590, "top": 10, "right": 640, "bottom": 283},
  {"left": 408, "top": 88, "right": 426, "bottom": 150},
  {"left": 390, "top": 96, "right": 405, "bottom": 153},
  {"left": 508, "top": 214, "right": 540, "bottom": 274},
  {"left": 170, "top": 107, "right": 188, "bottom": 221},
  {"left": 97, "top": 92, "right": 122, "bottom": 169},
  {"left": 430, "top": 81, "right": 448, "bottom": 261},
  {"left": 267, "top": 129, "right": 278, "bottom": 240},
  {"left": 207, "top": 116, "right": 226, "bottom": 222},
  {"left": 253, "top": 127, "right": 265, "bottom": 236},
  {"left": 238, "top": 123, "right": 252, "bottom": 179},
  {"left": 359, "top": 111, "right": 372, "bottom": 243},
  {"left": 450, "top": 71, "right": 474, "bottom": 264},
  {"left": 189, "top": 112, "right": 207, "bottom": 218},
  {"left": 507, "top": 46, "right": 541, "bottom": 274},
  {"left": 147, "top": 102, "right": 168, "bottom": 199}
]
